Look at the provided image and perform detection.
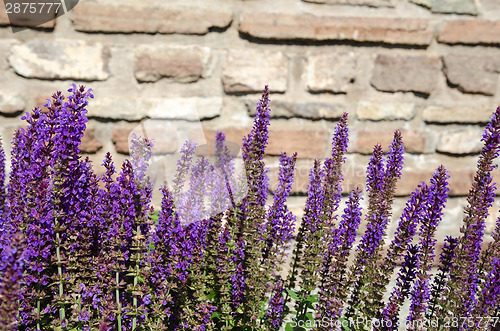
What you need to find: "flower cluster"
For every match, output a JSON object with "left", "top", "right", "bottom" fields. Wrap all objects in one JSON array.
[{"left": 0, "top": 85, "right": 500, "bottom": 331}]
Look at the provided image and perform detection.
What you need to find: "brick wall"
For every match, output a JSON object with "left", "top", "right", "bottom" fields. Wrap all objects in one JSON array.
[{"left": 1, "top": 0, "right": 500, "bottom": 246}]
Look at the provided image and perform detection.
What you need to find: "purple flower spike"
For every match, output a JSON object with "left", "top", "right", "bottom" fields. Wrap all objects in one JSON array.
[
  {"left": 263, "top": 152, "right": 297, "bottom": 265},
  {"left": 379, "top": 245, "right": 420, "bottom": 331},
  {"left": 476, "top": 257, "right": 500, "bottom": 318},
  {"left": 444, "top": 106, "right": 500, "bottom": 318},
  {"left": 0, "top": 136, "right": 5, "bottom": 213},
  {"left": 321, "top": 112, "right": 349, "bottom": 222},
  {"left": 0, "top": 232, "right": 27, "bottom": 329},
  {"left": 265, "top": 278, "right": 285, "bottom": 328}
]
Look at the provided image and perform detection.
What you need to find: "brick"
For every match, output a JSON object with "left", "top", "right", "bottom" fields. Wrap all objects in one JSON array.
[
  {"left": 267, "top": 129, "right": 330, "bottom": 158},
  {"left": 129, "top": 121, "right": 178, "bottom": 155},
  {"left": 370, "top": 54, "right": 440, "bottom": 94},
  {"left": 80, "top": 128, "right": 103, "bottom": 154},
  {"left": 442, "top": 55, "right": 500, "bottom": 95},
  {"left": 239, "top": 13, "right": 433, "bottom": 45},
  {"left": 410, "top": 0, "right": 478, "bottom": 15},
  {"left": 356, "top": 102, "right": 416, "bottom": 121},
  {"left": 0, "top": 93, "right": 24, "bottom": 115},
  {"left": 422, "top": 104, "right": 496, "bottom": 123},
  {"left": 438, "top": 20, "right": 500, "bottom": 45},
  {"left": 352, "top": 128, "right": 426, "bottom": 154},
  {"left": 8, "top": 40, "right": 109, "bottom": 81},
  {"left": 222, "top": 49, "right": 288, "bottom": 93},
  {"left": 88, "top": 97, "right": 222, "bottom": 121},
  {"left": 302, "top": 0, "right": 394, "bottom": 6},
  {"left": 437, "top": 128, "right": 484, "bottom": 155},
  {"left": 72, "top": 3, "right": 232, "bottom": 34},
  {"left": 0, "top": 0, "right": 56, "bottom": 28},
  {"left": 134, "top": 45, "right": 211, "bottom": 83},
  {"left": 306, "top": 51, "right": 358, "bottom": 93},
  {"left": 203, "top": 127, "right": 330, "bottom": 159},
  {"left": 112, "top": 128, "right": 132, "bottom": 154},
  {"left": 402, "top": 168, "right": 475, "bottom": 196},
  {"left": 246, "top": 100, "right": 345, "bottom": 119}
]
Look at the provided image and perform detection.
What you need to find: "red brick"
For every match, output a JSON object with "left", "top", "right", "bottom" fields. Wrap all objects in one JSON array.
[
  {"left": 112, "top": 128, "right": 133, "bottom": 154},
  {"left": 371, "top": 54, "right": 440, "bottom": 94},
  {"left": 72, "top": 3, "right": 232, "bottom": 34},
  {"left": 203, "top": 127, "right": 330, "bottom": 159},
  {"left": 134, "top": 45, "right": 211, "bottom": 83},
  {"left": 239, "top": 13, "right": 433, "bottom": 45},
  {"left": 352, "top": 128, "right": 426, "bottom": 154},
  {"left": 438, "top": 20, "right": 500, "bottom": 45},
  {"left": 81, "top": 128, "right": 103, "bottom": 154}
]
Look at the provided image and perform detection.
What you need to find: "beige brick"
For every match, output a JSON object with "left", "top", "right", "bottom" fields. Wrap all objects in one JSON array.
[
  {"left": 8, "top": 40, "right": 109, "bottom": 81},
  {"left": 239, "top": 13, "right": 433, "bottom": 45},
  {"left": 422, "top": 104, "right": 496, "bottom": 123},
  {"left": 72, "top": 3, "right": 232, "bottom": 34},
  {"left": 88, "top": 97, "right": 222, "bottom": 121},
  {"left": 410, "top": 0, "right": 478, "bottom": 15},
  {"left": 246, "top": 100, "right": 345, "bottom": 119},
  {"left": 306, "top": 51, "right": 358, "bottom": 93},
  {"left": 437, "top": 128, "right": 484, "bottom": 155},
  {"left": 0, "top": 93, "right": 24, "bottom": 115},
  {"left": 222, "top": 49, "right": 288, "bottom": 93},
  {"left": 438, "top": 20, "right": 500, "bottom": 45},
  {"left": 443, "top": 55, "right": 500, "bottom": 96},
  {"left": 302, "top": 0, "right": 394, "bottom": 6},
  {"left": 356, "top": 102, "right": 416, "bottom": 121},
  {"left": 371, "top": 54, "right": 440, "bottom": 94},
  {"left": 134, "top": 45, "right": 211, "bottom": 83}
]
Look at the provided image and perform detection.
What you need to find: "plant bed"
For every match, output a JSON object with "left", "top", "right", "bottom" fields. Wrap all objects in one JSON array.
[{"left": 0, "top": 84, "right": 499, "bottom": 330}]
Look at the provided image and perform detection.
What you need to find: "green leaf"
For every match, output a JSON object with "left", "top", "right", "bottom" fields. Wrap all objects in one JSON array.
[{"left": 286, "top": 288, "right": 300, "bottom": 301}]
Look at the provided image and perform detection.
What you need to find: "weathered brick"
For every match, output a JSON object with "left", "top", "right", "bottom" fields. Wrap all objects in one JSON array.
[
  {"left": 371, "top": 54, "right": 440, "bottom": 94},
  {"left": 88, "top": 97, "right": 222, "bottom": 121},
  {"left": 246, "top": 100, "right": 345, "bottom": 119},
  {"left": 437, "top": 128, "right": 484, "bottom": 155},
  {"left": 442, "top": 55, "right": 500, "bottom": 95},
  {"left": 356, "top": 102, "right": 416, "bottom": 121},
  {"left": 438, "top": 20, "right": 500, "bottom": 45},
  {"left": 112, "top": 127, "right": 132, "bottom": 154},
  {"left": 351, "top": 128, "right": 426, "bottom": 154},
  {"left": 129, "top": 121, "right": 178, "bottom": 155},
  {"left": 0, "top": 0, "right": 56, "bottom": 28},
  {"left": 422, "top": 104, "right": 495, "bottom": 123},
  {"left": 72, "top": 3, "right": 232, "bottom": 34},
  {"left": 0, "top": 93, "right": 24, "bottom": 115},
  {"left": 404, "top": 168, "right": 475, "bottom": 196},
  {"left": 8, "top": 40, "right": 109, "bottom": 81},
  {"left": 302, "top": 0, "right": 394, "bottom": 6},
  {"left": 410, "top": 0, "right": 478, "bottom": 15},
  {"left": 203, "top": 127, "right": 330, "bottom": 159},
  {"left": 239, "top": 13, "right": 433, "bottom": 45},
  {"left": 134, "top": 45, "right": 211, "bottom": 83},
  {"left": 113, "top": 125, "right": 178, "bottom": 155},
  {"left": 306, "top": 51, "right": 358, "bottom": 93},
  {"left": 81, "top": 128, "right": 103, "bottom": 153},
  {"left": 222, "top": 49, "right": 288, "bottom": 93}
]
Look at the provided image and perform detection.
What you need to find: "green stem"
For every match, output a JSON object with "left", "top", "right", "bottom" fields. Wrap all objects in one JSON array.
[
  {"left": 56, "top": 231, "right": 66, "bottom": 324},
  {"left": 116, "top": 271, "right": 122, "bottom": 331}
]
